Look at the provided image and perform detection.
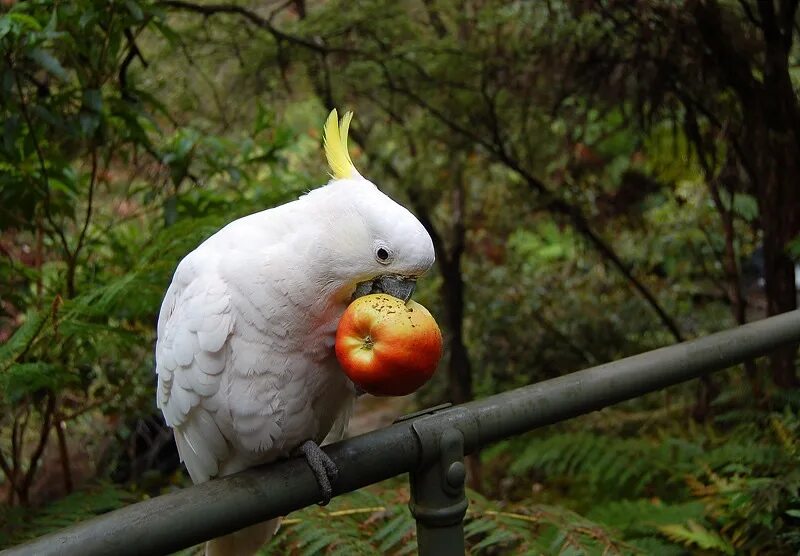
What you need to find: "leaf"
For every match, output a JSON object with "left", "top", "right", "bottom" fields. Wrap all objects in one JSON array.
[
  {"left": 464, "top": 518, "right": 496, "bottom": 539},
  {"left": 3, "top": 114, "right": 20, "bottom": 152},
  {"left": 5, "top": 13, "right": 43, "bottom": 32},
  {"left": 78, "top": 10, "right": 96, "bottom": 29},
  {"left": 151, "top": 19, "right": 180, "bottom": 45},
  {"left": 0, "top": 362, "right": 78, "bottom": 402},
  {"left": 301, "top": 533, "right": 337, "bottom": 555},
  {"left": 124, "top": 0, "right": 145, "bottom": 22},
  {"left": 376, "top": 513, "right": 412, "bottom": 551},
  {"left": 43, "top": 7, "right": 58, "bottom": 35},
  {"left": 83, "top": 89, "right": 103, "bottom": 113},
  {"left": 589, "top": 499, "right": 706, "bottom": 535},
  {"left": 79, "top": 112, "right": 100, "bottom": 135},
  {"left": 0, "top": 17, "right": 12, "bottom": 40},
  {"left": 659, "top": 521, "right": 735, "bottom": 555},
  {"left": 472, "top": 528, "right": 517, "bottom": 551},
  {"left": 731, "top": 193, "right": 758, "bottom": 222},
  {"left": 0, "top": 308, "right": 51, "bottom": 373},
  {"left": 28, "top": 48, "right": 68, "bottom": 81}
]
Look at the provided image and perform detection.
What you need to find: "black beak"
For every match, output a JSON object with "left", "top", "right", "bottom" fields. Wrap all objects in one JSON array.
[{"left": 352, "top": 275, "right": 416, "bottom": 302}]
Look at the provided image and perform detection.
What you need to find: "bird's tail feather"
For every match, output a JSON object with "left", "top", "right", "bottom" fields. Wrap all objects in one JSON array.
[{"left": 205, "top": 518, "right": 280, "bottom": 556}]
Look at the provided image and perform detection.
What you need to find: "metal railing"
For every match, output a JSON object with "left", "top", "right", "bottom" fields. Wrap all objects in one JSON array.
[{"left": 7, "top": 310, "right": 800, "bottom": 556}]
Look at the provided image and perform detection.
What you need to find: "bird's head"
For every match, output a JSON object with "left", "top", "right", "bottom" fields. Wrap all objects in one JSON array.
[{"left": 306, "top": 109, "right": 435, "bottom": 303}]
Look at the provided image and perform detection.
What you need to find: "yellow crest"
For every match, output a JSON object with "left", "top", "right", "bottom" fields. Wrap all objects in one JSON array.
[{"left": 324, "top": 109, "right": 361, "bottom": 180}]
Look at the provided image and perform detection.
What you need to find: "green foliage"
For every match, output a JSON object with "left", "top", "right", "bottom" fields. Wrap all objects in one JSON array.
[
  {"left": 257, "top": 487, "right": 415, "bottom": 556},
  {"left": 658, "top": 520, "right": 735, "bottom": 555},
  {"left": 587, "top": 499, "right": 706, "bottom": 537},
  {"left": 1, "top": 362, "right": 77, "bottom": 404},
  {"left": 0, "top": 0, "right": 307, "bottom": 517},
  {"left": 464, "top": 492, "right": 637, "bottom": 555},
  {"left": 0, "top": 308, "right": 53, "bottom": 373},
  {"left": 260, "top": 483, "right": 636, "bottom": 556},
  {"left": 507, "top": 431, "right": 690, "bottom": 499},
  {"left": 485, "top": 403, "right": 800, "bottom": 554}
]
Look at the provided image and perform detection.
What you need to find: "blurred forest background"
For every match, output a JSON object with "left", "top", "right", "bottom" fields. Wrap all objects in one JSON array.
[{"left": 2, "top": 0, "right": 800, "bottom": 554}]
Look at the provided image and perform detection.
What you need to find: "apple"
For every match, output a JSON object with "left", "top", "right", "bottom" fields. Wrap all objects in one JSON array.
[{"left": 335, "top": 293, "right": 443, "bottom": 396}]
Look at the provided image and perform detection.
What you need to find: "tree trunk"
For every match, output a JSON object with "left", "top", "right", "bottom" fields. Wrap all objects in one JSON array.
[
  {"left": 747, "top": 79, "right": 800, "bottom": 387},
  {"left": 753, "top": 1, "right": 800, "bottom": 387},
  {"left": 759, "top": 142, "right": 800, "bottom": 387},
  {"left": 439, "top": 254, "right": 473, "bottom": 405},
  {"left": 691, "top": 0, "right": 800, "bottom": 388}
]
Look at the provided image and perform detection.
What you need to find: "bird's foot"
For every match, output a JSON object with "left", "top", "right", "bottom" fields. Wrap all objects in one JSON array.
[{"left": 298, "top": 440, "right": 338, "bottom": 506}]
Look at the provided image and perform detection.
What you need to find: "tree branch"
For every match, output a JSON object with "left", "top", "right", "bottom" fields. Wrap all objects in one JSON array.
[
  {"left": 737, "top": 0, "right": 761, "bottom": 26},
  {"left": 17, "top": 394, "right": 56, "bottom": 504},
  {"left": 7, "top": 52, "right": 71, "bottom": 258},
  {"left": 158, "top": 0, "right": 332, "bottom": 53},
  {"left": 119, "top": 27, "right": 148, "bottom": 99}
]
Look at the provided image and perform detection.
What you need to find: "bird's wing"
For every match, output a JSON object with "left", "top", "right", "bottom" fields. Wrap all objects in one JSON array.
[
  {"left": 157, "top": 241, "right": 354, "bottom": 482},
  {"left": 323, "top": 395, "right": 354, "bottom": 445},
  {"left": 156, "top": 260, "right": 233, "bottom": 483}
]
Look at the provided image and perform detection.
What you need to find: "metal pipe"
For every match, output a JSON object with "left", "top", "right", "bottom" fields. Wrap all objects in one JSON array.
[
  {"left": 5, "top": 422, "right": 422, "bottom": 556},
  {"left": 464, "top": 308, "right": 800, "bottom": 450},
  {"left": 8, "top": 310, "right": 800, "bottom": 556}
]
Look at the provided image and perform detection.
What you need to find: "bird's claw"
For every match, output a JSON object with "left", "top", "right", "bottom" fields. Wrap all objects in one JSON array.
[{"left": 298, "top": 440, "right": 338, "bottom": 506}]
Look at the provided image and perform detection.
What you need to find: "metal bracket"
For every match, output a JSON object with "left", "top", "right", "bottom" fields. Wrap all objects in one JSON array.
[
  {"left": 407, "top": 408, "right": 471, "bottom": 556},
  {"left": 409, "top": 406, "right": 479, "bottom": 467}
]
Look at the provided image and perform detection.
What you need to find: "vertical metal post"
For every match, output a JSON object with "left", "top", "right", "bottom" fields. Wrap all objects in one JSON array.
[{"left": 409, "top": 428, "right": 468, "bottom": 556}]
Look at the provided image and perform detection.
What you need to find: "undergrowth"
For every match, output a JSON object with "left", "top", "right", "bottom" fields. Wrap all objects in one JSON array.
[
  {"left": 260, "top": 482, "right": 638, "bottom": 555},
  {"left": 483, "top": 398, "right": 800, "bottom": 555}
]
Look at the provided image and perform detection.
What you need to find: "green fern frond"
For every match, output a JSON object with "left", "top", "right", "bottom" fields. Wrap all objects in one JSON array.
[
  {"left": 508, "top": 431, "right": 694, "bottom": 497},
  {"left": 588, "top": 498, "right": 706, "bottom": 536},
  {"left": 658, "top": 520, "right": 735, "bottom": 554},
  {"left": 0, "top": 308, "right": 52, "bottom": 372},
  {"left": 262, "top": 484, "right": 415, "bottom": 556},
  {"left": 466, "top": 498, "right": 639, "bottom": 555},
  {"left": 628, "top": 536, "right": 687, "bottom": 556},
  {"left": 262, "top": 482, "right": 639, "bottom": 556},
  {"left": 700, "top": 440, "right": 786, "bottom": 474},
  {"left": 0, "top": 362, "right": 78, "bottom": 403},
  {"left": 770, "top": 413, "right": 798, "bottom": 456}
]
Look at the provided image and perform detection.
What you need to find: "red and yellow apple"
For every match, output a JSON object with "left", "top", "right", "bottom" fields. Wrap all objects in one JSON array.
[{"left": 335, "top": 293, "right": 443, "bottom": 396}]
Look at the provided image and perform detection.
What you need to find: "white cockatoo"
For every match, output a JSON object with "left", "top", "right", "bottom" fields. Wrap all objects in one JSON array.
[{"left": 155, "top": 110, "right": 435, "bottom": 555}]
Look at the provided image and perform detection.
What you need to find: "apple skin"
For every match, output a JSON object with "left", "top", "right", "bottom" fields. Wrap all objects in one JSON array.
[{"left": 335, "top": 293, "right": 443, "bottom": 396}]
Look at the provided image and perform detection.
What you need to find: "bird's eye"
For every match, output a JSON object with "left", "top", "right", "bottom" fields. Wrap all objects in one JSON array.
[{"left": 375, "top": 246, "right": 392, "bottom": 263}]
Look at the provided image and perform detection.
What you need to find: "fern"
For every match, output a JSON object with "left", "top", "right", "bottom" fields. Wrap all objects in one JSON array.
[
  {"left": 507, "top": 431, "right": 696, "bottom": 498},
  {"left": 258, "top": 482, "right": 638, "bottom": 555},
  {"left": 659, "top": 520, "right": 735, "bottom": 554},
  {"left": 587, "top": 498, "right": 706, "bottom": 536},
  {"left": 627, "top": 536, "right": 687, "bottom": 556},
  {"left": 0, "top": 362, "right": 78, "bottom": 403},
  {"left": 485, "top": 404, "right": 800, "bottom": 554},
  {"left": 700, "top": 439, "right": 785, "bottom": 475},
  {"left": 770, "top": 410, "right": 799, "bottom": 456},
  {"left": 259, "top": 486, "right": 414, "bottom": 556},
  {"left": 0, "top": 307, "right": 52, "bottom": 373}
]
